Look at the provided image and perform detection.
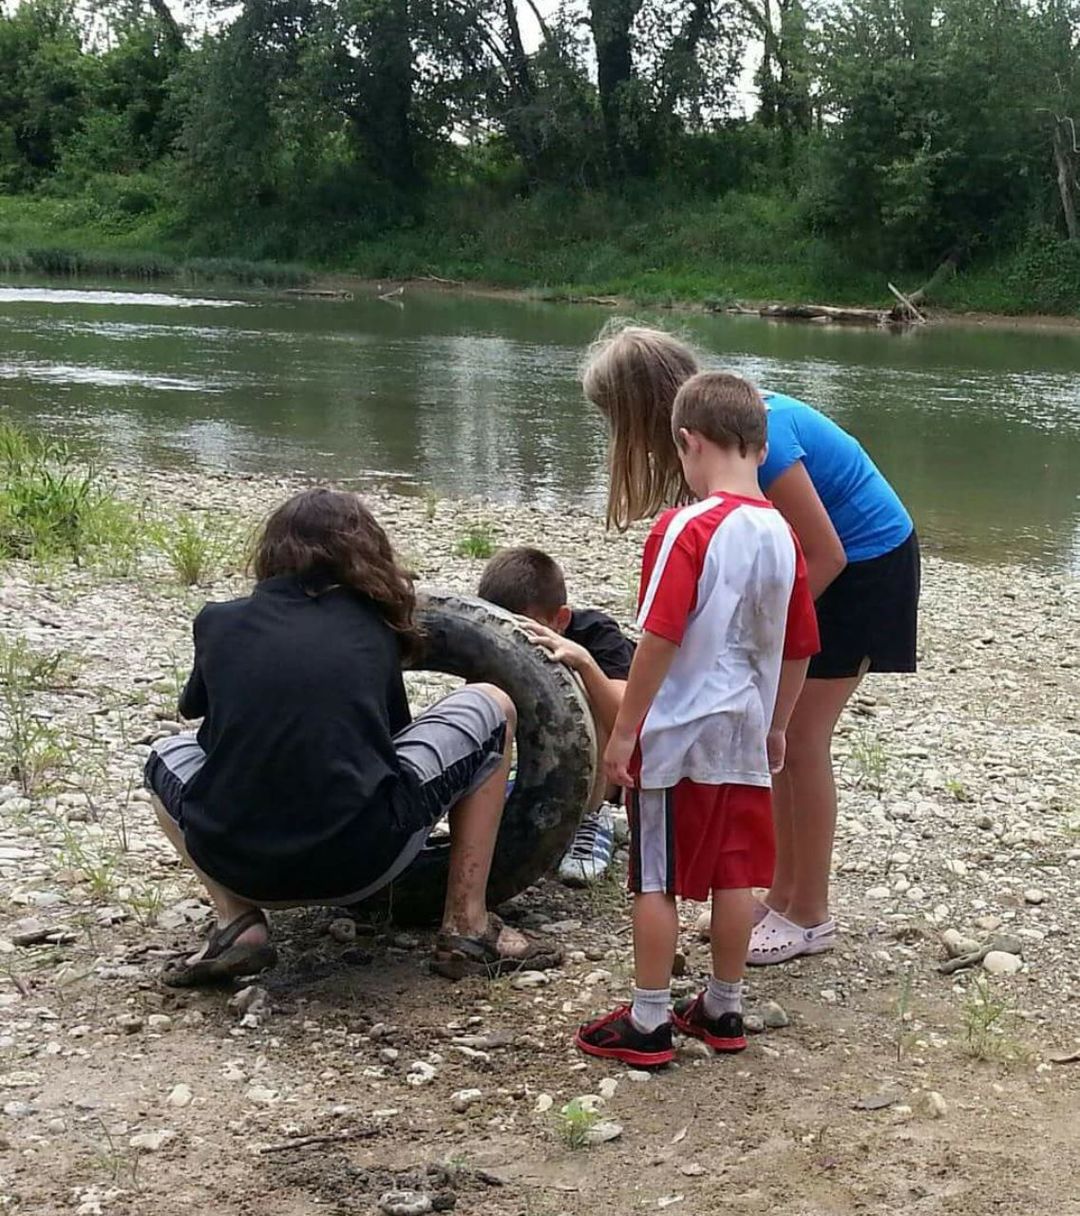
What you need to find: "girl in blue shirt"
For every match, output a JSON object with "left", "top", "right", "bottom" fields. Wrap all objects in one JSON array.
[{"left": 583, "top": 323, "right": 920, "bottom": 966}]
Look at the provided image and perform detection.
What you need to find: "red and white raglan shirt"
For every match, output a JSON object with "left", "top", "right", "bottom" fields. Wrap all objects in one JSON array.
[{"left": 635, "top": 493, "right": 820, "bottom": 791}]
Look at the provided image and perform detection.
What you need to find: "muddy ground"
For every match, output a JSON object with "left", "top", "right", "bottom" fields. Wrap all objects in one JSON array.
[{"left": 0, "top": 470, "right": 1078, "bottom": 1216}]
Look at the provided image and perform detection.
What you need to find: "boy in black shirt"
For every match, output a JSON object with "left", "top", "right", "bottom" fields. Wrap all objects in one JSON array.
[{"left": 478, "top": 547, "right": 634, "bottom": 885}]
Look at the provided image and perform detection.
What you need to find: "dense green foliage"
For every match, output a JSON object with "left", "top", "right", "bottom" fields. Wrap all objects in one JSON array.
[{"left": 2, "top": 0, "right": 1080, "bottom": 311}]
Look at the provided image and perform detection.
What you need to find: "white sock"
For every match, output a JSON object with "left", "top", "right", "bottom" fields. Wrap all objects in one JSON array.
[
  {"left": 703, "top": 977, "right": 742, "bottom": 1018},
  {"left": 630, "top": 986, "right": 671, "bottom": 1033}
]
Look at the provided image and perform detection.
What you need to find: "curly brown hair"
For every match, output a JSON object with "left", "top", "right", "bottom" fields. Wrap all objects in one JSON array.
[{"left": 253, "top": 488, "right": 422, "bottom": 661}]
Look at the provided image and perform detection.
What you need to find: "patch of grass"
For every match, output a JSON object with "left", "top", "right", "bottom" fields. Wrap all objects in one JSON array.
[
  {"left": 423, "top": 488, "right": 439, "bottom": 524},
  {"left": 961, "top": 975, "right": 1035, "bottom": 1064},
  {"left": 0, "top": 421, "right": 143, "bottom": 569},
  {"left": 454, "top": 521, "right": 497, "bottom": 561},
  {"left": 150, "top": 512, "right": 248, "bottom": 585},
  {"left": 553, "top": 1098, "right": 602, "bottom": 1149},
  {"left": 946, "top": 778, "right": 973, "bottom": 803},
  {"left": 0, "top": 637, "right": 67, "bottom": 795},
  {"left": 848, "top": 728, "right": 889, "bottom": 793},
  {"left": 894, "top": 963, "right": 916, "bottom": 1063}
]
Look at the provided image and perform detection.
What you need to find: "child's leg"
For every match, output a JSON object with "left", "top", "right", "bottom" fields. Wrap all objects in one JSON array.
[
  {"left": 769, "top": 673, "right": 863, "bottom": 928},
  {"left": 633, "top": 893, "right": 679, "bottom": 988},
  {"left": 152, "top": 797, "right": 269, "bottom": 959},
  {"left": 710, "top": 888, "right": 753, "bottom": 984},
  {"left": 630, "top": 892, "right": 678, "bottom": 1030},
  {"left": 441, "top": 683, "right": 517, "bottom": 939}
]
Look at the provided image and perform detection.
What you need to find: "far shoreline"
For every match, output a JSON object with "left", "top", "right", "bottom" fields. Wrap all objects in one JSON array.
[{"left": 5, "top": 258, "right": 1080, "bottom": 335}]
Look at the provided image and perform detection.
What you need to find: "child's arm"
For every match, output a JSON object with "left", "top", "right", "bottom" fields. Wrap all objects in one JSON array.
[
  {"left": 767, "top": 658, "right": 809, "bottom": 773},
  {"left": 604, "top": 632, "right": 678, "bottom": 787},
  {"left": 177, "top": 613, "right": 208, "bottom": 721},
  {"left": 519, "top": 620, "right": 625, "bottom": 736}
]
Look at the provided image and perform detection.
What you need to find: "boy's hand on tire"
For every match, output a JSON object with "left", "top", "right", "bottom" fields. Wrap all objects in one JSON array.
[{"left": 518, "top": 619, "right": 592, "bottom": 672}]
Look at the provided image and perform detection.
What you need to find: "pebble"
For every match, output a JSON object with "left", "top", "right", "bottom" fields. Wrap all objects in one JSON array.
[
  {"left": 865, "top": 886, "right": 890, "bottom": 901},
  {"left": 983, "top": 951, "right": 1022, "bottom": 976},
  {"left": 378, "top": 1191, "right": 433, "bottom": 1216},
  {"left": 626, "top": 1069, "right": 653, "bottom": 1082},
  {"left": 534, "top": 1093, "right": 554, "bottom": 1113},
  {"left": 1023, "top": 888, "right": 1047, "bottom": 906},
  {"left": 244, "top": 1085, "right": 280, "bottom": 1106},
  {"left": 328, "top": 918, "right": 357, "bottom": 943},
  {"left": 450, "top": 1088, "right": 483, "bottom": 1113},
  {"left": 743, "top": 1014, "right": 765, "bottom": 1035},
  {"left": 406, "top": 1061, "right": 437, "bottom": 1087},
  {"left": 942, "top": 929, "right": 980, "bottom": 958},
  {"left": 598, "top": 1077, "right": 619, "bottom": 1099},
  {"left": 379, "top": 1047, "right": 400, "bottom": 1064},
  {"left": 919, "top": 1090, "right": 948, "bottom": 1118},
  {"left": 584, "top": 1120, "right": 623, "bottom": 1145},
  {"left": 228, "top": 986, "right": 269, "bottom": 1016},
  {"left": 10, "top": 919, "right": 51, "bottom": 947},
  {"left": 147, "top": 1014, "right": 173, "bottom": 1033},
  {"left": 510, "top": 971, "right": 551, "bottom": 989},
  {"left": 116, "top": 1014, "right": 144, "bottom": 1035},
  {"left": 976, "top": 914, "right": 1003, "bottom": 932},
  {"left": 762, "top": 1001, "right": 790, "bottom": 1029},
  {"left": 129, "top": 1129, "right": 176, "bottom": 1152},
  {"left": 165, "top": 1084, "right": 193, "bottom": 1108}
]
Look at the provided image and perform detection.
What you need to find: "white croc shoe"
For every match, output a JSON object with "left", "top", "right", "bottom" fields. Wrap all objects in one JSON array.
[{"left": 747, "top": 910, "right": 836, "bottom": 966}]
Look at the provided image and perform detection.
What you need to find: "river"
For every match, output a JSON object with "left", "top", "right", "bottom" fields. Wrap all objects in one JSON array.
[{"left": 2, "top": 282, "right": 1080, "bottom": 571}]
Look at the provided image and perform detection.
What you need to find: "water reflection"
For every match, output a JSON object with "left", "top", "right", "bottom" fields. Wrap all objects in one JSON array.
[{"left": 1, "top": 283, "right": 1079, "bottom": 571}]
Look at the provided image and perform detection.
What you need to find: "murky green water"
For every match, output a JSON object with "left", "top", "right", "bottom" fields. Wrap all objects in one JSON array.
[{"left": 3, "top": 282, "right": 1080, "bottom": 570}]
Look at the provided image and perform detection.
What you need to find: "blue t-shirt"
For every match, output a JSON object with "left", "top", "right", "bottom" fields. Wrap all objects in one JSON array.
[{"left": 759, "top": 392, "right": 912, "bottom": 563}]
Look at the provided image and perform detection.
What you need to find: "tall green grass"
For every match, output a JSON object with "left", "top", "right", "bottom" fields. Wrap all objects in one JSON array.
[{"left": 0, "top": 422, "right": 140, "bottom": 568}]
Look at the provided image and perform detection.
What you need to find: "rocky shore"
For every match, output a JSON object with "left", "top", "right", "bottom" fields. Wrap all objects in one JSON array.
[{"left": 0, "top": 467, "right": 1078, "bottom": 1216}]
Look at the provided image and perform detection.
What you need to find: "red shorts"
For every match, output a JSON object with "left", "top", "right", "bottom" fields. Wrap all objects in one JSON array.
[{"left": 627, "top": 781, "right": 774, "bottom": 901}]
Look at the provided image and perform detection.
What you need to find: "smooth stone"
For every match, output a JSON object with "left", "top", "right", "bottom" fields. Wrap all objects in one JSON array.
[
  {"left": 450, "top": 1088, "right": 482, "bottom": 1114},
  {"left": 511, "top": 971, "right": 551, "bottom": 989},
  {"left": 865, "top": 886, "right": 891, "bottom": 901},
  {"left": 406, "top": 1061, "right": 436, "bottom": 1086},
  {"left": 744, "top": 1014, "right": 766, "bottom": 1035},
  {"left": 165, "top": 1084, "right": 193, "bottom": 1108},
  {"left": 920, "top": 1090, "right": 948, "bottom": 1118},
  {"left": 762, "top": 1001, "right": 790, "bottom": 1029},
  {"left": 328, "top": 918, "right": 357, "bottom": 943},
  {"left": 378, "top": 1191, "right": 432, "bottom": 1216},
  {"left": 129, "top": 1129, "right": 176, "bottom": 1152},
  {"left": 942, "top": 929, "right": 980, "bottom": 958},
  {"left": 584, "top": 1120, "right": 623, "bottom": 1145},
  {"left": 983, "top": 951, "right": 1022, "bottom": 976},
  {"left": 1023, "top": 889, "right": 1047, "bottom": 905}
]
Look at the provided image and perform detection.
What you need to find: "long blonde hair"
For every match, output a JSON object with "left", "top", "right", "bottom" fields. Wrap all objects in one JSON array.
[{"left": 582, "top": 321, "right": 701, "bottom": 530}]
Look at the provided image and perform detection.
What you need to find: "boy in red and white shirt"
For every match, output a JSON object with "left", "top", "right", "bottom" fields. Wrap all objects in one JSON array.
[{"left": 576, "top": 372, "right": 819, "bottom": 1067}]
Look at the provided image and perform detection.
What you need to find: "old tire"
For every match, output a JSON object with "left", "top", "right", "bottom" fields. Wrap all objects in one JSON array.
[{"left": 361, "top": 590, "right": 597, "bottom": 926}]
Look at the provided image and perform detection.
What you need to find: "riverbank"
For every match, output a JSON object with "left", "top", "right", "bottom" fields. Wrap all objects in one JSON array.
[
  {"left": 4, "top": 192, "right": 1080, "bottom": 323},
  {"left": 1, "top": 464, "right": 1079, "bottom": 1214}
]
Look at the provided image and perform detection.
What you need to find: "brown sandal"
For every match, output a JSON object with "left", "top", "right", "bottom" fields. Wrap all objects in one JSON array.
[
  {"left": 431, "top": 913, "right": 563, "bottom": 980},
  {"left": 161, "top": 909, "right": 277, "bottom": 988}
]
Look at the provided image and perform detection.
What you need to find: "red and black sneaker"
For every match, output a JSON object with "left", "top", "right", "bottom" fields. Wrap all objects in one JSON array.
[
  {"left": 672, "top": 993, "right": 747, "bottom": 1053},
  {"left": 574, "top": 1006, "right": 676, "bottom": 1068}
]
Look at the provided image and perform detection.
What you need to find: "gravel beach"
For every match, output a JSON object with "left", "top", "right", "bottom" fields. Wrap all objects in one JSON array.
[{"left": 0, "top": 467, "right": 1078, "bottom": 1216}]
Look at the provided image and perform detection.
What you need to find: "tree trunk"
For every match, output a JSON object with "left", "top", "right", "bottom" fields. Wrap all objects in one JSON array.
[
  {"left": 146, "top": 0, "right": 185, "bottom": 52},
  {"left": 1053, "top": 120, "right": 1079, "bottom": 241},
  {"left": 589, "top": 0, "right": 643, "bottom": 177}
]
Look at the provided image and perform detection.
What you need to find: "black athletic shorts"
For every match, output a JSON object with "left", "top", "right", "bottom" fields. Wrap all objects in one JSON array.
[{"left": 809, "top": 530, "right": 920, "bottom": 680}]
